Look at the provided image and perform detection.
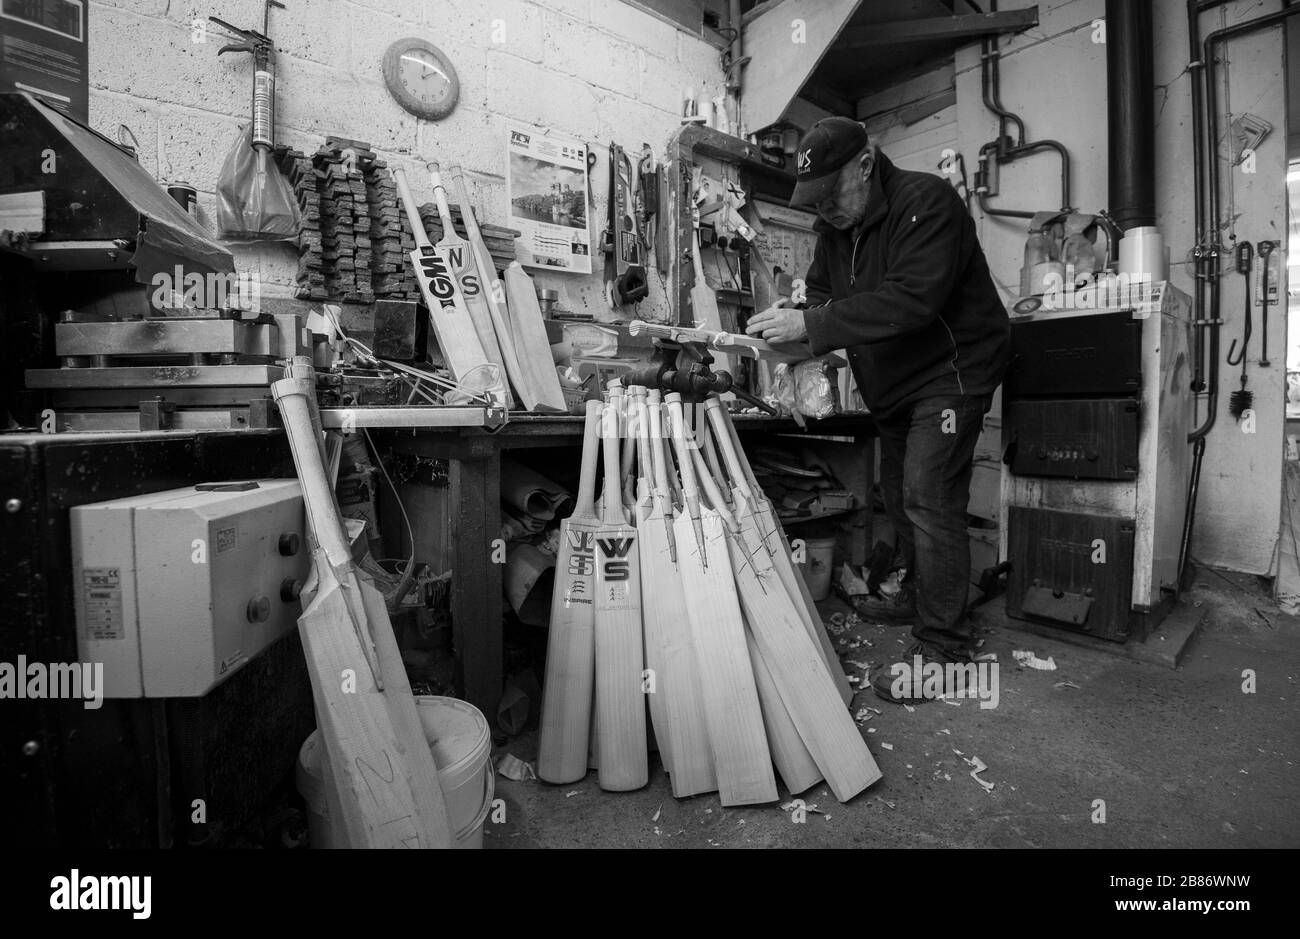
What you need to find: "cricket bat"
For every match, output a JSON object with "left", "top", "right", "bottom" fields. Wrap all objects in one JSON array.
[
  {"left": 705, "top": 399, "right": 881, "bottom": 802},
  {"left": 715, "top": 405, "right": 852, "bottom": 704},
  {"left": 272, "top": 370, "right": 452, "bottom": 848},
  {"left": 392, "top": 166, "right": 497, "bottom": 402},
  {"left": 503, "top": 262, "right": 567, "bottom": 412},
  {"left": 698, "top": 411, "right": 730, "bottom": 506},
  {"left": 427, "top": 163, "right": 512, "bottom": 408},
  {"left": 628, "top": 386, "right": 672, "bottom": 774},
  {"left": 666, "top": 393, "right": 776, "bottom": 806},
  {"left": 593, "top": 393, "right": 648, "bottom": 791},
  {"left": 609, "top": 378, "right": 637, "bottom": 509},
  {"left": 643, "top": 391, "right": 715, "bottom": 796},
  {"left": 448, "top": 166, "right": 540, "bottom": 411},
  {"left": 537, "top": 400, "right": 603, "bottom": 783},
  {"left": 745, "top": 628, "right": 822, "bottom": 794},
  {"left": 686, "top": 430, "right": 818, "bottom": 795}
]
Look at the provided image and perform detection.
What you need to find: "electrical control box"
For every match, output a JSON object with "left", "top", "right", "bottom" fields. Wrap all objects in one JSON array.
[{"left": 71, "top": 479, "right": 308, "bottom": 698}]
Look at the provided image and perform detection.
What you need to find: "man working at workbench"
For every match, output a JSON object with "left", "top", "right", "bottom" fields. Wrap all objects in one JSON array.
[{"left": 746, "top": 117, "right": 1010, "bottom": 704}]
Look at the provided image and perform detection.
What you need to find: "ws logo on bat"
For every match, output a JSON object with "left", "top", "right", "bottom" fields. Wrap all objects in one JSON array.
[
  {"left": 562, "top": 530, "right": 595, "bottom": 609},
  {"left": 597, "top": 535, "right": 636, "bottom": 609},
  {"left": 443, "top": 246, "right": 482, "bottom": 298}
]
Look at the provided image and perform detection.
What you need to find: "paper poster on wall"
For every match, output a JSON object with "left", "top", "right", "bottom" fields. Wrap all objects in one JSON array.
[
  {"left": 0, "top": 0, "right": 89, "bottom": 122},
  {"left": 506, "top": 121, "right": 591, "bottom": 274}
]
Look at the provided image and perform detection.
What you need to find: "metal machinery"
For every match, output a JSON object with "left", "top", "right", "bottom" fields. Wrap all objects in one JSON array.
[
  {"left": 72, "top": 480, "right": 309, "bottom": 698},
  {"left": 26, "top": 310, "right": 311, "bottom": 432},
  {"left": 1, "top": 432, "right": 314, "bottom": 847},
  {"left": 1001, "top": 282, "right": 1193, "bottom": 642},
  {"left": 0, "top": 94, "right": 321, "bottom": 845}
]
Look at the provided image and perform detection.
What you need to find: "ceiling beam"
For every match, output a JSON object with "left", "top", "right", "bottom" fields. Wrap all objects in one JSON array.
[
  {"left": 798, "top": 82, "right": 855, "bottom": 118},
  {"left": 837, "top": 7, "right": 1038, "bottom": 49}
]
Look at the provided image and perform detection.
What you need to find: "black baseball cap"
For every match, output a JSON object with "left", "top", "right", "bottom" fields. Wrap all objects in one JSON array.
[{"left": 789, "top": 117, "right": 870, "bottom": 208}]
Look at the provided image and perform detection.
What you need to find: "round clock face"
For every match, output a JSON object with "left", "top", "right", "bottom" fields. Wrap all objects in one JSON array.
[{"left": 382, "top": 39, "right": 459, "bottom": 121}]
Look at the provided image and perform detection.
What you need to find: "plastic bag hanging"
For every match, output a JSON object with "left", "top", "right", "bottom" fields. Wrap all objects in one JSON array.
[
  {"left": 209, "top": 3, "right": 300, "bottom": 242},
  {"left": 216, "top": 124, "right": 300, "bottom": 241}
]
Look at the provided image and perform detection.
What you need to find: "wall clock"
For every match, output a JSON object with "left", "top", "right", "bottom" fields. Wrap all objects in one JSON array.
[{"left": 382, "top": 38, "right": 460, "bottom": 121}]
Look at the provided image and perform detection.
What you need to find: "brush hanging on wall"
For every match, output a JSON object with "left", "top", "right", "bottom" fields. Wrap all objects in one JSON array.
[{"left": 1228, "top": 241, "right": 1254, "bottom": 421}]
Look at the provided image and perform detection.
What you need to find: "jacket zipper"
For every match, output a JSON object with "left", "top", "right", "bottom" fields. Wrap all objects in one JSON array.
[{"left": 850, "top": 230, "right": 863, "bottom": 285}]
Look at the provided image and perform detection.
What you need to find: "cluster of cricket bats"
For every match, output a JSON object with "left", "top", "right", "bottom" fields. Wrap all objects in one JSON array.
[
  {"left": 538, "top": 384, "right": 882, "bottom": 806},
  {"left": 392, "top": 163, "right": 566, "bottom": 412}
]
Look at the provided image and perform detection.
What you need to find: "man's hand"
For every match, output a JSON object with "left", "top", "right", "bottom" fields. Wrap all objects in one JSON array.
[{"left": 746, "top": 299, "right": 808, "bottom": 344}]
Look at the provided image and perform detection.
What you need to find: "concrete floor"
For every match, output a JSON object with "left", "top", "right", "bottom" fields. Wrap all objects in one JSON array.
[{"left": 484, "top": 570, "right": 1300, "bottom": 848}]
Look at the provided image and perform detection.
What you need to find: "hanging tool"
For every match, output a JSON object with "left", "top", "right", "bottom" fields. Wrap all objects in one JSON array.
[
  {"left": 601, "top": 143, "right": 648, "bottom": 309},
  {"left": 1228, "top": 241, "right": 1253, "bottom": 421},
  {"left": 1258, "top": 240, "right": 1276, "bottom": 368},
  {"left": 210, "top": 1, "right": 284, "bottom": 149},
  {"left": 209, "top": 1, "right": 300, "bottom": 240},
  {"left": 636, "top": 143, "right": 658, "bottom": 257}
]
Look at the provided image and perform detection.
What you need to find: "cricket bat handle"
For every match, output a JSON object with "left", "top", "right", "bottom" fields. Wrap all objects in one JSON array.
[
  {"left": 628, "top": 384, "right": 650, "bottom": 482},
  {"left": 449, "top": 166, "right": 507, "bottom": 300},
  {"left": 427, "top": 162, "right": 458, "bottom": 233},
  {"left": 574, "top": 399, "right": 603, "bottom": 517},
  {"left": 391, "top": 166, "right": 432, "bottom": 248},
  {"left": 691, "top": 444, "right": 738, "bottom": 532},
  {"left": 271, "top": 377, "right": 352, "bottom": 569},
  {"left": 704, "top": 396, "right": 754, "bottom": 503},
  {"left": 718, "top": 402, "right": 763, "bottom": 493},
  {"left": 600, "top": 399, "right": 624, "bottom": 524},
  {"left": 282, "top": 355, "right": 329, "bottom": 468},
  {"left": 664, "top": 392, "right": 698, "bottom": 503},
  {"left": 665, "top": 392, "right": 707, "bottom": 558},
  {"left": 646, "top": 391, "right": 673, "bottom": 497}
]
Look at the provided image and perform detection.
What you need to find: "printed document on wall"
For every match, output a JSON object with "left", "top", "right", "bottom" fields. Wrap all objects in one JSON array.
[{"left": 507, "top": 121, "right": 592, "bottom": 274}]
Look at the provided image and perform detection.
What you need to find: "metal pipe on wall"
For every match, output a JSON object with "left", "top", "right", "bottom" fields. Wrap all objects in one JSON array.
[
  {"left": 1106, "top": 0, "right": 1157, "bottom": 231},
  {"left": 973, "top": 0, "right": 1073, "bottom": 215},
  {"left": 1178, "top": 0, "right": 1300, "bottom": 589},
  {"left": 1192, "top": 0, "right": 1300, "bottom": 443}
]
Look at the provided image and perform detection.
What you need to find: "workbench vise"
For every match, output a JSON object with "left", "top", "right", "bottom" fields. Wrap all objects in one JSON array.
[{"left": 624, "top": 321, "right": 775, "bottom": 412}]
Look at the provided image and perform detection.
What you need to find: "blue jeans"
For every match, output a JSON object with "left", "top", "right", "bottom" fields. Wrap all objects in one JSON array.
[{"left": 875, "top": 394, "right": 992, "bottom": 659}]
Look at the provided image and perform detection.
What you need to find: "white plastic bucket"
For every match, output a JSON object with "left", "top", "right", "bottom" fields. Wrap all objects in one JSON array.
[
  {"left": 800, "top": 536, "right": 837, "bottom": 601},
  {"left": 296, "top": 695, "right": 494, "bottom": 849}
]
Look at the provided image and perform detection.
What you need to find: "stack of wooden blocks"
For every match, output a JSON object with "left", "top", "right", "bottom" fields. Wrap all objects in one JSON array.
[
  {"left": 277, "top": 136, "right": 423, "bottom": 304},
  {"left": 275, "top": 147, "right": 325, "bottom": 300},
  {"left": 278, "top": 136, "right": 524, "bottom": 306}
]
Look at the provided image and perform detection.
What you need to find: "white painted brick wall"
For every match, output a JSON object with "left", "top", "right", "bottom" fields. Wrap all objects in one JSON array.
[
  {"left": 84, "top": 0, "right": 725, "bottom": 316},
  {"left": 590, "top": 0, "right": 677, "bottom": 61},
  {"left": 542, "top": 13, "right": 640, "bottom": 98}
]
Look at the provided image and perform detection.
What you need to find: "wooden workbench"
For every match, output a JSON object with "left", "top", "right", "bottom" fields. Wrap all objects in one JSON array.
[
  {"left": 2, "top": 413, "right": 875, "bottom": 727},
  {"left": 376, "top": 411, "right": 877, "bottom": 717}
]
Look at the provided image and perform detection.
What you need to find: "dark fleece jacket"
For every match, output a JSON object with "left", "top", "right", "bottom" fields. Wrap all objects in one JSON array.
[{"left": 802, "top": 150, "right": 1010, "bottom": 418}]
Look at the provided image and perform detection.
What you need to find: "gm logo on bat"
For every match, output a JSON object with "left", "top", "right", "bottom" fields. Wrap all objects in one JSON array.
[{"left": 418, "top": 249, "right": 461, "bottom": 309}]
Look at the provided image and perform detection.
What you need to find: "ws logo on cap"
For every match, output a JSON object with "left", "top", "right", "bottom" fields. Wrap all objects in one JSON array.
[{"left": 797, "top": 148, "right": 812, "bottom": 175}]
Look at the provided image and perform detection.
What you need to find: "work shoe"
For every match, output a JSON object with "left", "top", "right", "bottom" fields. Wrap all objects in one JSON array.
[
  {"left": 871, "top": 641, "right": 970, "bottom": 705},
  {"left": 844, "top": 581, "right": 916, "bottom": 625}
]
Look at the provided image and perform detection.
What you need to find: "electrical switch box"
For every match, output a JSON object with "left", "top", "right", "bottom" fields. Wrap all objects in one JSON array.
[{"left": 72, "top": 479, "right": 308, "bottom": 698}]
